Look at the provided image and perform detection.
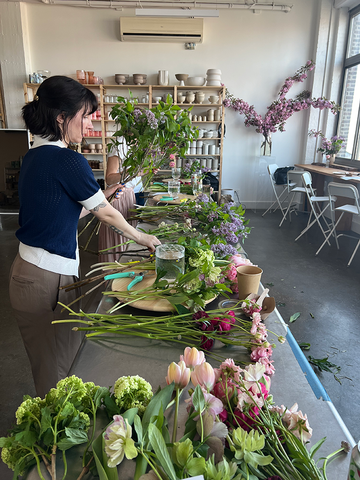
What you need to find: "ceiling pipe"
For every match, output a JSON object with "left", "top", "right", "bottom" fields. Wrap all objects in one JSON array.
[{"left": 40, "top": 0, "right": 293, "bottom": 13}]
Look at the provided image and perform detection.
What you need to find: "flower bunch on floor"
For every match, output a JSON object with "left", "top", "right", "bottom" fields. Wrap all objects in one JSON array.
[
  {"left": 0, "top": 376, "right": 109, "bottom": 480},
  {"left": 224, "top": 61, "right": 340, "bottom": 148},
  {"left": 109, "top": 94, "right": 198, "bottom": 188},
  {"left": 98, "top": 347, "right": 344, "bottom": 480},
  {"left": 308, "top": 129, "right": 345, "bottom": 157}
]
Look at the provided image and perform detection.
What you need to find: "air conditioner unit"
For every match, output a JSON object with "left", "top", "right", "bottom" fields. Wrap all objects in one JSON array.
[{"left": 120, "top": 17, "right": 203, "bottom": 43}]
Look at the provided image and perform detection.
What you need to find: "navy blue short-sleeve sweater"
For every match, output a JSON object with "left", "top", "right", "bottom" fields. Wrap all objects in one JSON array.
[{"left": 16, "top": 145, "right": 100, "bottom": 260}]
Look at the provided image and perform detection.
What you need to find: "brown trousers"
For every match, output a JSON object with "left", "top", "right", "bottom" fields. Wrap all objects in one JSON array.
[{"left": 9, "top": 254, "right": 82, "bottom": 398}]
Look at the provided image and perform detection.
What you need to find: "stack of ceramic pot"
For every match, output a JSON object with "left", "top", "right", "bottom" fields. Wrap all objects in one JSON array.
[{"left": 206, "top": 69, "right": 222, "bottom": 86}]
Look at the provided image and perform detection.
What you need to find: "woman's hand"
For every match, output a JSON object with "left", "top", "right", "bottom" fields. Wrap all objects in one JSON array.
[
  {"left": 137, "top": 232, "right": 161, "bottom": 252},
  {"left": 104, "top": 184, "right": 121, "bottom": 198}
]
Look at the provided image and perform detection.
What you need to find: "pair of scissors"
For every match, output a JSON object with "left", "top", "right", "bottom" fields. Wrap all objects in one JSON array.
[{"left": 104, "top": 271, "right": 149, "bottom": 291}]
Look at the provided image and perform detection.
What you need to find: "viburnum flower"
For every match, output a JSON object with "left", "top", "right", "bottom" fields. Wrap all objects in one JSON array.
[
  {"left": 104, "top": 415, "right": 138, "bottom": 467},
  {"left": 166, "top": 360, "right": 190, "bottom": 389}
]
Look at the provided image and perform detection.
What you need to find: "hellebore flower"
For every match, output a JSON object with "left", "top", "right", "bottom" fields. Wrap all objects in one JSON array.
[
  {"left": 166, "top": 360, "right": 190, "bottom": 389},
  {"left": 104, "top": 415, "right": 138, "bottom": 467}
]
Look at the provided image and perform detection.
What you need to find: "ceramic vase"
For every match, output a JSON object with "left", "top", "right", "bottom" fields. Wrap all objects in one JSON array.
[{"left": 158, "top": 70, "right": 169, "bottom": 86}]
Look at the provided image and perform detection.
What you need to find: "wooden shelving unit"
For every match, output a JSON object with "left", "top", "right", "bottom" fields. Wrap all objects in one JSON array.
[{"left": 23, "top": 83, "right": 226, "bottom": 191}]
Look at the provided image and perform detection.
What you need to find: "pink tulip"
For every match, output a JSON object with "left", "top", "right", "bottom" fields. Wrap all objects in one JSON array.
[
  {"left": 191, "top": 362, "right": 216, "bottom": 391},
  {"left": 180, "top": 347, "right": 205, "bottom": 369},
  {"left": 165, "top": 360, "right": 190, "bottom": 389}
]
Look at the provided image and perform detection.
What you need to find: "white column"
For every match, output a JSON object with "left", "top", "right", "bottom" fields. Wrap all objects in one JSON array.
[{"left": 0, "top": 2, "right": 29, "bottom": 128}]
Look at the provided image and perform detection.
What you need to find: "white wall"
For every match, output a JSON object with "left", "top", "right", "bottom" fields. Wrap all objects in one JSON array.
[{"left": 2, "top": 0, "right": 343, "bottom": 208}]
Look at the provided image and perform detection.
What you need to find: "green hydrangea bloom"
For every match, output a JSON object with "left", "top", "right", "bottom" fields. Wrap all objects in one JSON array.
[
  {"left": 183, "top": 276, "right": 202, "bottom": 293},
  {"left": 113, "top": 376, "right": 153, "bottom": 415},
  {"left": 15, "top": 396, "right": 45, "bottom": 425},
  {"left": 1, "top": 446, "right": 27, "bottom": 474},
  {"left": 206, "top": 266, "right": 222, "bottom": 283},
  {"left": 78, "top": 411, "right": 91, "bottom": 429},
  {"left": 189, "top": 249, "right": 214, "bottom": 269},
  {"left": 55, "top": 375, "right": 88, "bottom": 403}
]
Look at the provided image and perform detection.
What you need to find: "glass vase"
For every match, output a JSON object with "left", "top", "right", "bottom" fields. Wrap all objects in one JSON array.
[{"left": 260, "top": 134, "right": 272, "bottom": 156}]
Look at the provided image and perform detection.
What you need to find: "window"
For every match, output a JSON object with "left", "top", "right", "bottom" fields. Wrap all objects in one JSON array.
[{"left": 337, "top": 6, "right": 360, "bottom": 163}]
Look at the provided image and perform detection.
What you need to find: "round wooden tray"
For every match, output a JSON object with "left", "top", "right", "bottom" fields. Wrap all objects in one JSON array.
[
  {"left": 111, "top": 270, "right": 216, "bottom": 312},
  {"left": 152, "top": 193, "right": 197, "bottom": 205},
  {"left": 112, "top": 271, "right": 175, "bottom": 312}
]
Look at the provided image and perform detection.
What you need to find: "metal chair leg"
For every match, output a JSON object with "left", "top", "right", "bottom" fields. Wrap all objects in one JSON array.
[
  {"left": 348, "top": 238, "right": 360, "bottom": 266},
  {"left": 315, "top": 212, "right": 344, "bottom": 256}
]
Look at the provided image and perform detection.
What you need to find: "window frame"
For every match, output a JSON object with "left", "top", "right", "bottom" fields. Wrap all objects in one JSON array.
[{"left": 336, "top": 4, "right": 360, "bottom": 167}]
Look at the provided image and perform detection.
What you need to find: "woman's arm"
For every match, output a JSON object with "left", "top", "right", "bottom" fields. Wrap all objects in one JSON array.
[
  {"left": 106, "top": 155, "right": 122, "bottom": 186},
  {"left": 90, "top": 198, "right": 161, "bottom": 251}
]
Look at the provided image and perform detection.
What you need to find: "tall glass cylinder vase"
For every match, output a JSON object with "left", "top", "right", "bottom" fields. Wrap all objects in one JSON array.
[{"left": 260, "top": 134, "right": 272, "bottom": 156}]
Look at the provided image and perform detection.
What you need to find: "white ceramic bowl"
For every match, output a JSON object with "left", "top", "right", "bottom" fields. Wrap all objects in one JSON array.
[
  {"left": 206, "top": 74, "right": 222, "bottom": 80},
  {"left": 186, "top": 76, "right": 206, "bottom": 86},
  {"left": 206, "top": 80, "right": 222, "bottom": 86},
  {"left": 207, "top": 69, "right": 222, "bottom": 75},
  {"left": 153, "top": 96, "right": 162, "bottom": 103}
]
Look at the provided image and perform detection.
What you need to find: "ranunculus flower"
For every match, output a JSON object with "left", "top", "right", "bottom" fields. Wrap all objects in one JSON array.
[
  {"left": 180, "top": 347, "right": 205, "bottom": 369},
  {"left": 166, "top": 360, "right": 190, "bottom": 389},
  {"left": 191, "top": 362, "right": 216, "bottom": 391},
  {"left": 200, "top": 336, "right": 214, "bottom": 351},
  {"left": 212, "top": 378, "right": 235, "bottom": 402},
  {"left": 104, "top": 415, "right": 138, "bottom": 467}
]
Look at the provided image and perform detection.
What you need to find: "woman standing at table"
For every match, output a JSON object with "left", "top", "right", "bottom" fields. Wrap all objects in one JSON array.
[
  {"left": 9, "top": 76, "right": 160, "bottom": 398},
  {"left": 98, "top": 141, "right": 144, "bottom": 262}
]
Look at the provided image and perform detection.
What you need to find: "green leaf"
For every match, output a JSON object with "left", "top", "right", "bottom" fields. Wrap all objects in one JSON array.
[
  {"left": 309, "top": 437, "right": 327, "bottom": 458},
  {"left": 298, "top": 342, "right": 311, "bottom": 351},
  {"left": 122, "top": 407, "right": 138, "bottom": 426},
  {"left": 104, "top": 395, "right": 120, "bottom": 419},
  {"left": 174, "top": 304, "right": 190, "bottom": 315},
  {"left": 93, "top": 387, "right": 111, "bottom": 409},
  {"left": 289, "top": 312, "right": 301, "bottom": 323},
  {"left": 134, "top": 415, "right": 143, "bottom": 443},
  {"left": 142, "top": 383, "right": 174, "bottom": 433},
  {"left": 92, "top": 431, "right": 118, "bottom": 480},
  {"left": 148, "top": 424, "right": 177, "bottom": 480},
  {"left": 40, "top": 407, "right": 52, "bottom": 435},
  {"left": 57, "top": 428, "right": 88, "bottom": 451},
  {"left": 14, "top": 430, "right": 37, "bottom": 448},
  {"left": 192, "top": 385, "right": 205, "bottom": 414}
]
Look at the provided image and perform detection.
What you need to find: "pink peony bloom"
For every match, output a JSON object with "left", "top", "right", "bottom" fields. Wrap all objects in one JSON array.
[
  {"left": 229, "top": 254, "right": 255, "bottom": 267},
  {"left": 169, "top": 161, "right": 176, "bottom": 168},
  {"left": 180, "top": 347, "right": 206, "bottom": 369}
]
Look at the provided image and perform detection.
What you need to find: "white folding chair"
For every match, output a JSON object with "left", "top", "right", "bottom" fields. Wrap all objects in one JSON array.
[
  {"left": 294, "top": 172, "right": 334, "bottom": 245},
  {"left": 262, "top": 164, "right": 296, "bottom": 218},
  {"left": 316, "top": 182, "right": 360, "bottom": 266},
  {"left": 279, "top": 170, "right": 309, "bottom": 227}
]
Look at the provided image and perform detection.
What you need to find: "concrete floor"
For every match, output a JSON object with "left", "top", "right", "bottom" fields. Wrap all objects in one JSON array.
[{"left": 0, "top": 206, "right": 359, "bottom": 479}]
